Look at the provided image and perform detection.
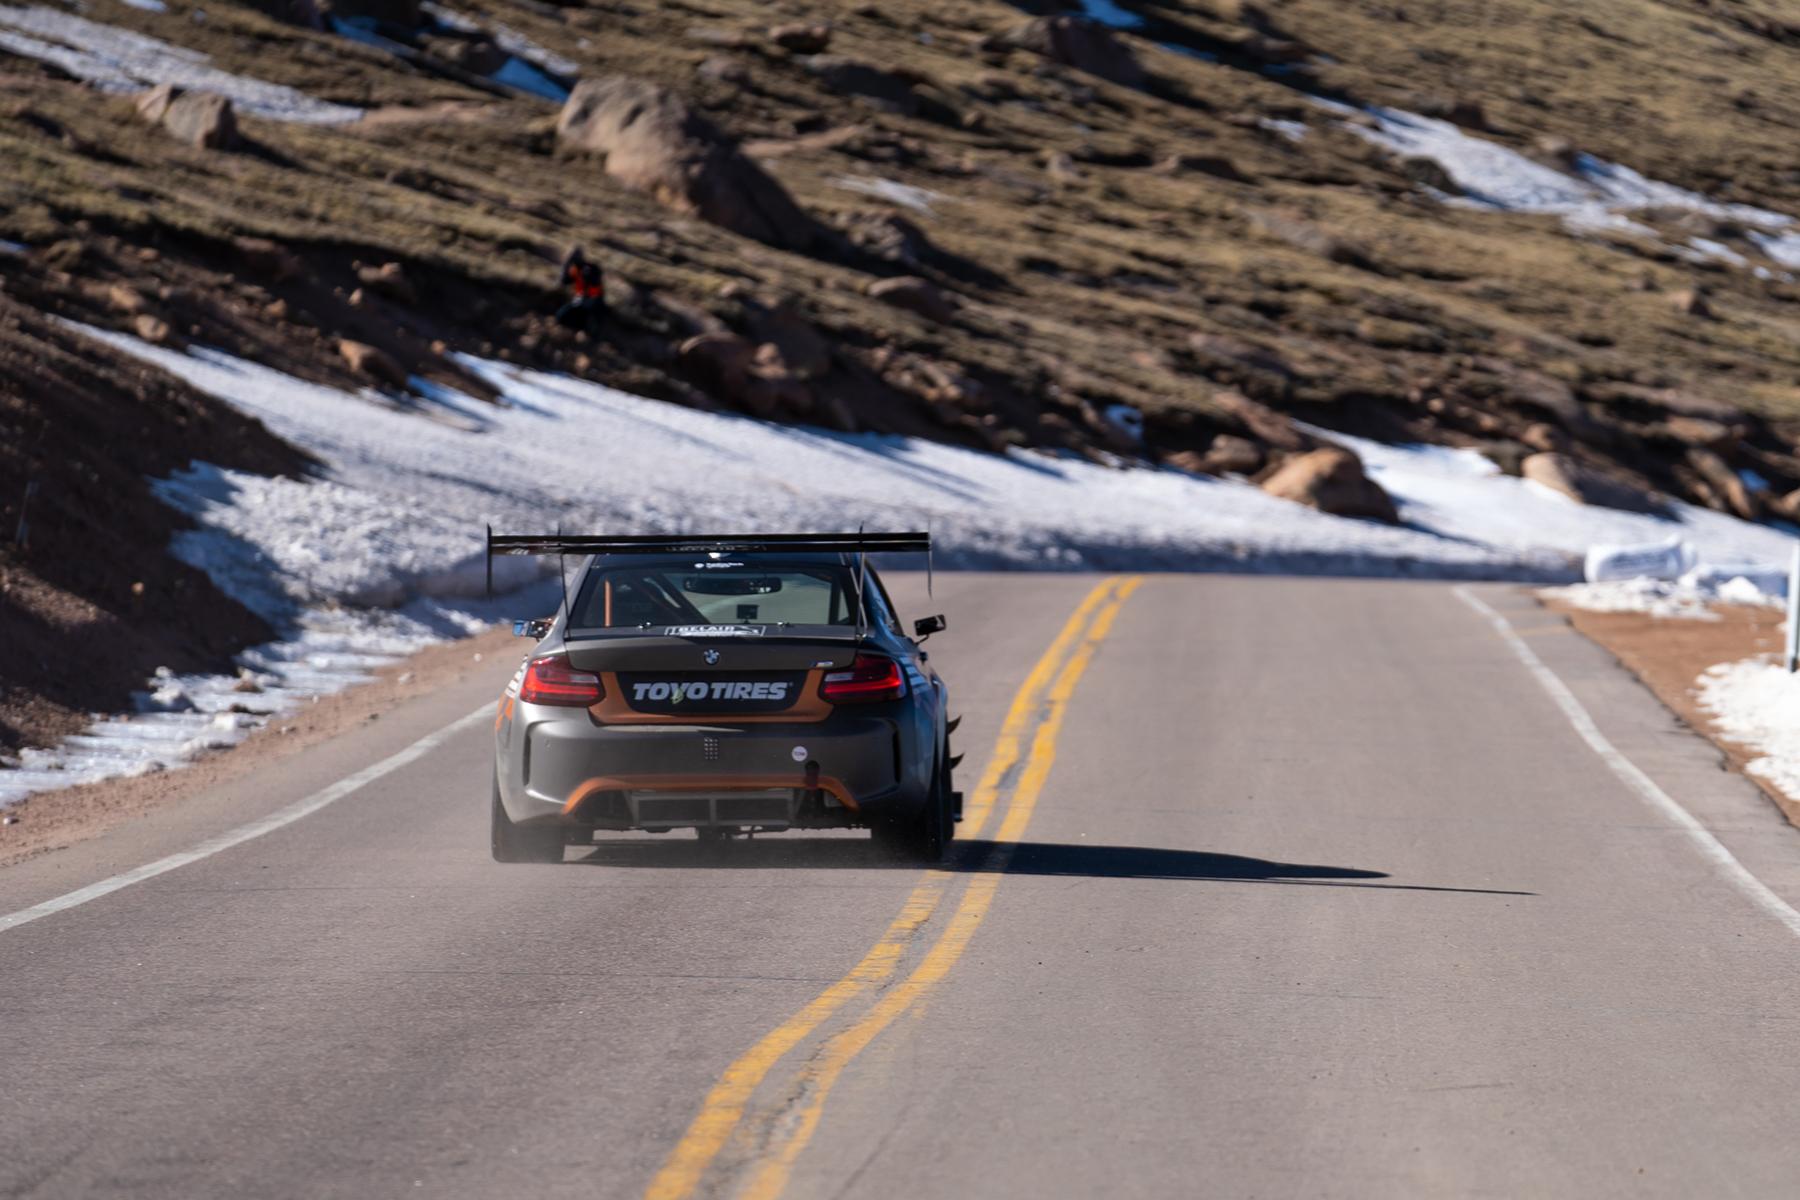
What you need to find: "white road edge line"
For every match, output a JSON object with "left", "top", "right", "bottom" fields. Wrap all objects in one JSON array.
[
  {"left": 1455, "top": 585, "right": 1800, "bottom": 939},
  {"left": 0, "top": 705, "right": 492, "bottom": 935}
]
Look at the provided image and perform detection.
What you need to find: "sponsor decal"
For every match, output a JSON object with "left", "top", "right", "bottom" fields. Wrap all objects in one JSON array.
[
  {"left": 791, "top": 745, "right": 809, "bottom": 762},
  {"left": 632, "top": 680, "right": 792, "bottom": 704},
  {"left": 667, "top": 625, "right": 764, "bottom": 637}
]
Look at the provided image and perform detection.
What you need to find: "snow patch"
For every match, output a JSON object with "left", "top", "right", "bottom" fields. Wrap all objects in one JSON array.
[
  {"left": 1260, "top": 118, "right": 1308, "bottom": 142},
  {"left": 1312, "top": 99, "right": 1795, "bottom": 244},
  {"left": 1543, "top": 577, "right": 1721, "bottom": 620},
  {"left": 1543, "top": 563, "right": 1788, "bottom": 621},
  {"left": 832, "top": 175, "right": 944, "bottom": 216},
  {"left": 1749, "top": 231, "right": 1800, "bottom": 269},
  {"left": 1697, "top": 658, "right": 1800, "bottom": 801},
  {"left": 72, "top": 326, "right": 1791, "bottom": 588},
  {"left": 1682, "top": 238, "right": 1748, "bottom": 267},
  {"left": 0, "top": 5, "right": 364, "bottom": 123},
  {"left": 420, "top": 3, "right": 576, "bottom": 75}
]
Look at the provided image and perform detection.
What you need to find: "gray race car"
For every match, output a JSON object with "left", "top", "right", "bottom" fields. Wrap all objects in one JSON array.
[{"left": 486, "top": 532, "right": 959, "bottom": 864}]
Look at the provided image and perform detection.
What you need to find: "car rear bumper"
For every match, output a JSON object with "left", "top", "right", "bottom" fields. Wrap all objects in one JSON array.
[{"left": 500, "top": 711, "right": 909, "bottom": 830}]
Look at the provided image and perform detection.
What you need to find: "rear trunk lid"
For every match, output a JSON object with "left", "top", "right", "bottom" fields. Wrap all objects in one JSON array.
[{"left": 566, "top": 629, "right": 863, "bottom": 720}]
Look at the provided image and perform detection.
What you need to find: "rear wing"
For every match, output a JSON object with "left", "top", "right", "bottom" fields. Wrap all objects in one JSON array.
[{"left": 484, "top": 528, "right": 931, "bottom": 595}]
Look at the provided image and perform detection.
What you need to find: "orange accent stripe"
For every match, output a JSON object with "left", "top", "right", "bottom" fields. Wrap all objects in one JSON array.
[
  {"left": 587, "top": 670, "right": 834, "bottom": 725},
  {"left": 563, "top": 773, "right": 859, "bottom": 815}
]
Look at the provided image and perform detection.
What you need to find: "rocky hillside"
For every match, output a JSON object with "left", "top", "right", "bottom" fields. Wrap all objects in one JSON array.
[{"left": 5, "top": 0, "right": 1800, "bottom": 746}]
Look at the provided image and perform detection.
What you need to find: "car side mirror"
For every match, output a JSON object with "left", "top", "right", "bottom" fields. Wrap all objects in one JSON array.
[
  {"left": 913, "top": 614, "right": 946, "bottom": 640},
  {"left": 513, "top": 618, "right": 552, "bottom": 640}
]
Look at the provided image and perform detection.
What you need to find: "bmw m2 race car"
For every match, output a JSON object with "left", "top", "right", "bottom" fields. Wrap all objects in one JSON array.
[{"left": 486, "top": 532, "right": 959, "bottom": 864}]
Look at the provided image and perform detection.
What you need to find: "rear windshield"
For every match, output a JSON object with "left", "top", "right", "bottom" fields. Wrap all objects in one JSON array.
[{"left": 570, "top": 563, "right": 865, "bottom": 629}]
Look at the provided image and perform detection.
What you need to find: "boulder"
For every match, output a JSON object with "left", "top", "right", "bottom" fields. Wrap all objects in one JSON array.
[
  {"left": 105, "top": 284, "right": 148, "bottom": 314},
  {"left": 1519, "top": 422, "right": 1568, "bottom": 453},
  {"left": 339, "top": 339, "right": 408, "bottom": 388},
  {"left": 356, "top": 261, "right": 416, "bottom": 304},
  {"left": 836, "top": 209, "right": 931, "bottom": 268},
  {"left": 1163, "top": 449, "right": 1209, "bottom": 474},
  {"left": 134, "top": 83, "right": 179, "bottom": 126},
  {"left": 137, "top": 86, "right": 239, "bottom": 150},
  {"left": 1686, "top": 446, "right": 1762, "bottom": 520},
  {"left": 1412, "top": 93, "right": 1489, "bottom": 131},
  {"left": 1660, "top": 415, "right": 1732, "bottom": 449},
  {"left": 233, "top": 237, "right": 302, "bottom": 282},
  {"left": 1532, "top": 134, "right": 1579, "bottom": 171},
  {"left": 867, "top": 276, "right": 956, "bottom": 323},
  {"left": 677, "top": 331, "right": 757, "bottom": 391},
  {"left": 555, "top": 76, "right": 820, "bottom": 251},
  {"left": 1199, "top": 433, "right": 1264, "bottom": 475},
  {"left": 742, "top": 297, "right": 832, "bottom": 379},
  {"left": 1396, "top": 154, "right": 1461, "bottom": 194},
  {"left": 167, "top": 92, "right": 238, "bottom": 150},
  {"left": 1259, "top": 447, "right": 1398, "bottom": 522},
  {"left": 696, "top": 55, "right": 752, "bottom": 86},
  {"left": 131, "top": 314, "right": 173, "bottom": 345},
  {"left": 996, "top": 17, "right": 1145, "bottom": 89},
  {"left": 1212, "top": 388, "right": 1311, "bottom": 450},
  {"left": 769, "top": 21, "right": 831, "bottom": 54},
  {"left": 1521, "top": 452, "right": 1660, "bottom": 512},
  {"left": 801, "top": 55, "right": 919, "bottom": 114},
  {"left": 744, "top": 350, "right": 814, "bottom": 418},
  {"left": 1477, "top": 440, "right": 1530, "bottom": 477},
  {"left": 1671, "top": 287, "right": 1713, "bottom": 318}
]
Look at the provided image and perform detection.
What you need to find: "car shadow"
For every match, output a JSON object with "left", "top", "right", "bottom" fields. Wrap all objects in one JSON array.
[{"left": 571, "top": 837, "right": 1532, "bottom": 896}]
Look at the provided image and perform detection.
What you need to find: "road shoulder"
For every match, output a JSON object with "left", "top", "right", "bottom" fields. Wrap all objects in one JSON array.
[
  {"left": 0, "top": 625, "right": 521, "bottom": 907},
  {"left": 1469, "top": 583, "right": 1800, "bottom": 916}
]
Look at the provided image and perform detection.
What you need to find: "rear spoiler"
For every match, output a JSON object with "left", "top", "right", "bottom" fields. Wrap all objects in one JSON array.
[{"left": 484, "top": 528, "right": 931, "bottom": 595}]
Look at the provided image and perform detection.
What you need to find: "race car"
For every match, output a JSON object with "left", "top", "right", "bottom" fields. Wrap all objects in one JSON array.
[{"left": 485, "top": 532, "right": 959, "bottom": 864}]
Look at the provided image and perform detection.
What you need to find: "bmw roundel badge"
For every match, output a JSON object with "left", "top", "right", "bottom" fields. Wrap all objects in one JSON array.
[{"left": 703, "top": 649, "right": 721, "bottom": 665}]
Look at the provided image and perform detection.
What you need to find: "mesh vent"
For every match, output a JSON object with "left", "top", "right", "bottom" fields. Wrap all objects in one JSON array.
[{"left": 703, "top": 736, "right": 721, "bottom": 762}]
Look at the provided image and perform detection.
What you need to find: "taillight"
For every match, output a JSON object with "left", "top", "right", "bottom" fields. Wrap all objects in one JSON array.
[
  {"left": 821, "top": 654, "right": 905, "bottom": 703},
  {"left": 518, "top": 655, "right": 604, "bottom": 706}
]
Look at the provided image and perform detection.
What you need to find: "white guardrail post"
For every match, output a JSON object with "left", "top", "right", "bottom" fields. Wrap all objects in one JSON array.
[{"left": 1787, "top": 542, "right": 1800, "bottom": 673}]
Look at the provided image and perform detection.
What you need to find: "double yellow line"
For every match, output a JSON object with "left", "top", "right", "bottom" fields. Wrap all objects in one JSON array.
[{"left": 644, "top": 575, "right": 1143, "bottom": 1200}]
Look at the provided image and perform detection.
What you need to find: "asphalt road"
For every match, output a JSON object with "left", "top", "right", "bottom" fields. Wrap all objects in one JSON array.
[{"left": 6, "top": 575, "right": 1800, "bottom": 1199}]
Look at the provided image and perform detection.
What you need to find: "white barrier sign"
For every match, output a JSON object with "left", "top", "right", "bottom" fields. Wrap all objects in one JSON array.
[{"left": 1584, "top": 537, "right": 1694, "bottom": 584}]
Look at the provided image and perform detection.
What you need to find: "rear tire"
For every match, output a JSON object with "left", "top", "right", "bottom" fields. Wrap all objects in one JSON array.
[
  {"left": 491, "top": 780, "right": 564, "bottom": 864},
  {"left": 874, "top": 752, "right": 952, "bottom": 863}
]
